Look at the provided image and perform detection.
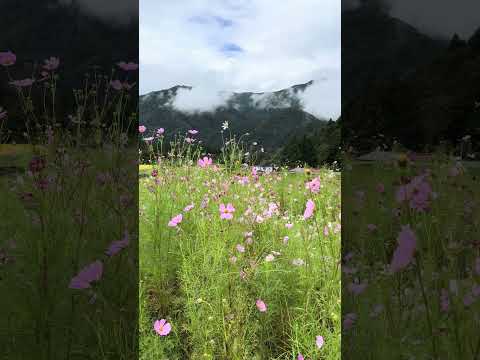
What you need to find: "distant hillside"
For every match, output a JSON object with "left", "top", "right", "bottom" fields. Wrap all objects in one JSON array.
[
  {"left": 139, "top": 81, "right": 339, "bottom": 165},
  {"left": 0, "top": 0, "right": 138, "bottom": 138},
  {"left": 341, "top": 5, "right": 480, "bottom": 153}
]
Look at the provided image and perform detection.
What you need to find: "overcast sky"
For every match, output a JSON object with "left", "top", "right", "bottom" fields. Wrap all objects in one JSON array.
[
  {"left": 139, "top": 0, "right": 341, "bottom": 119},
  {"left": 343, "top": 0, "right": 480, "bottom": 39}
]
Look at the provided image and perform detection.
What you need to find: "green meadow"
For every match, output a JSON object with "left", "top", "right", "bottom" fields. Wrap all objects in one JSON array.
[
  {"left": 139, "top": 158, "right": 341, "bottom": 359},
  {"left": 342, "top": 159, "right": 480, "bottom": 359}
]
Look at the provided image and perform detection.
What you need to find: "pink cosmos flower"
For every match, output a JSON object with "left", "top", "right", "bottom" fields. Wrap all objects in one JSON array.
[
  {"left": 154, "top": 319, "right": 171, "bottom": 336},
  {"left": 348, "top": 282, "right": 367, "bottom": 295},
  {"left": 157, "top": 128, "right": 165, "bottom": 136},
  {"left": 183, "top": 204, "right": 194, "bottom": 212},
  {"left": 396, "top": 175, "right": 433, "bottom": 212},
  {"left": 110, "top": 80, "right": 134, "bottom": 91},
  {"left": 323, "top": 226, "right": 330, "bottom": 236},
  {"left": 256, "top": 299, "right": 267, "bottom": 312},
  {"left": 10, "top": 78, "right": 35, "bottom": 88},
  {"left": 316, "top": 335, "right": 324, "bottom": 349},
  {"left": 219, "top": 203, "right": 235, "bottom": 220},
  {"left": 236, "top": 244, "right": 245, "bottom": 253},
  {"left": 303, "top": 199, "right": 315, "bottom": 220},
  {"left": 117, "top": 61, "right": 139, "bottom": 71},
  {"left": 265, "top": 254, "right": 275, "bottom": 262},
  {"left": 198, "top": 156, "right": 213, "bottom": 168},
  {"left": 0, "top": 51, "right": 16, "bottom": 66},
  {"left": 306, "top": 177, "right": 321, "bottom": 193},
  {"left": 168, "top": 214, "right": 183, "bottom": 227},
  {"left": 390, "top": 225, "right": 417, "bottom": 273},
  {"left": 188, "top": 129, "right": 199, "bottom": 135},
  {"left": 343, "top": 313, "right": 357, "bottom": 330},
  {"left": 139, "top": 125, "right": 146, "bottom": 133},
  {"left": 297, "top": 354, "right": 305, "bottom": 360},
  {"left": 43, "top": 57, "right": 60, "bottom": 71},
  {"left": 69, "top": 260, "right": 103, "bottom": 289},
  {"left": 105, "top": 230, "right": 130, "bottom": 256},
  {"left": 110, "top": 80, "right": 123, "bottom": 90},
  {"left": 185, "top": 137, "right": 195, "bottom": 144},
  {"left": 285, "top": 223, "right": 293, "bottom": 229}
]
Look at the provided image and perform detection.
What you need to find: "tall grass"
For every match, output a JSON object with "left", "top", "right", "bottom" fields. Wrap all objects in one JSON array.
[
  {"left": 342, "top": 157, "right": 480, "bottom": 359},
  {"left": 139, "top": 129, "right": 341, "bottom": 359},
  {"left": 0, "top": 53, "right": 138, "bottom": 359}
]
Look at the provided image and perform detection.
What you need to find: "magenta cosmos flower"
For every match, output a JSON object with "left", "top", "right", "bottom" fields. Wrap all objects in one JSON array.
[
  {"left": 390, "top": 225, "right": 417, "bottom": 273},
  {"left": 306, "top": 177, "right": 321, "bottom": 193},
  {"left": 69, "top": 260, "right": 103, "bottom": 289},
  {"left": 219, "top": 203, "right": 235, "bottom": 220},
  {"left": 117, "top": 61, "right": 139, "bottom": 71},
  {"left": 183, "top": 204, "right": 194, "bottom": 212},
  {"left": 198, "top": 156, "right": 213, "bottom": 168},
  {"left": 396, "top": 174, "right": 433, "bottom": 212},
  {"left": 139, "top": 125, "right": 146, "bottom": 133},
  {"left": 256, "top": 299, "right": 267, "bottom": 312},
  {"left": 316, "top": 335, "right": 324, "bottom": 349},
  {"left": 303, "top": 199, "right": 315, "bottom": 220},
  {"left": 154, "top": 319, "right": 171, "bottom": 336},
  {"left": 168, "top": 214, "right": 183, "bottom": 227},
  {"left": 105, "top": 230, "right": 130, "bottom": 257},
  {"left": 0, "top": 51, "right": 16, "bottom": 66}
]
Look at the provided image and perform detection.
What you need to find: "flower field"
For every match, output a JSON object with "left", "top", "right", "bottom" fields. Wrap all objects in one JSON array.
[
  {"left": 342, "top": 159, "right": 480, "bottom": 359},
  {"left": 139, "top": 146, "right": 341, "bottom": 359}
]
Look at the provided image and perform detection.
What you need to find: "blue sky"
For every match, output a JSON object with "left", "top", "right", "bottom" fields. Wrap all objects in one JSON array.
[{"left": 140, "top": 0, "right": 341, "bottom": 119}]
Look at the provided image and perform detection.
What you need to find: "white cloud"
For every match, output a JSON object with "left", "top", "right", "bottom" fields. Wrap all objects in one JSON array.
[
  {"left": 140, "top": 0, "right": 341, "bottom": 119},
  {"left": 298, "top": 72, "right": 341, "bottom": 120},
  {"left": 173, "top": 87, "right": 231, "bottom": 113}
]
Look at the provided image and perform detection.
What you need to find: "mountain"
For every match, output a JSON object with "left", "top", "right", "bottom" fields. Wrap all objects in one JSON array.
[
  {"left": 341, "top": 5, "right": 480, "bottom": 153},
  {"left": 139, "top": 81, "right": 338, "bottom": 164},
  {"left": 342, "top": 6, "right": 446, "bottom": 104},
  {"left": 0, "top": 0, "right": 138, "bottom": 138}
]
